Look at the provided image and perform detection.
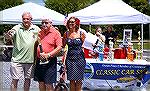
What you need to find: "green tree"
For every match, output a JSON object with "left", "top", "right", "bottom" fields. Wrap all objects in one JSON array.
[
  {"left": 45, "top": 0, "right": 95, "bottom": 15},
  {"left": 0, "top": 0, "right": 23, "bottom": 11},
  {"left": 121, "top": 0, "right": 150, "bottom": 39},
  {"left": 45, "top": 0, "right": 150, "bottom": 40},
  {"left": 0, "top": 0, "right": 23, "bottom": 35},
  {"left": 123, "top": 0, "right": 150, "bottom": 16},
  {"left": 45, "top": 0, "right": 95, "bottom": 35}
]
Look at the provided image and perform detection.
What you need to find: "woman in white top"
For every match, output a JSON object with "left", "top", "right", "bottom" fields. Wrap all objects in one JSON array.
[{"left": 92, "top": 27, "right": 106, "bottom": 60}]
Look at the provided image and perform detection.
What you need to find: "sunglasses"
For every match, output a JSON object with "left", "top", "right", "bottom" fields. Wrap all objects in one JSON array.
[
  {"left": 42, "top": 21, "right": 52, "bottom": 24},
  {"left": 42, "top": 22, "right": 49, "bottom": 24},
  {"left": 22, "top": 18, "right": 31, "bottom": 21},
  {"left": 69, "top": 21, "right": 75, "bottom": 23}
]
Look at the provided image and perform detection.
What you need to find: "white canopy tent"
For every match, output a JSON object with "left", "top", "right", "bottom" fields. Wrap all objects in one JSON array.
[
  {"left": 68, "top": 0, "right": 150, "bottom": 56},
  {"left": 68, "top": 0, "right": 150, "bottom": 25},
  {"left": 0, "top": 2, "right": 65, "bottom": 25}
]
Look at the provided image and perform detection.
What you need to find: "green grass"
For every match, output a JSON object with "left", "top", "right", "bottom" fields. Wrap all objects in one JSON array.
[
  {"left": 114, "top": 41, "right": 150, "bottom": 50},
  {"left": 133, "top": 42, "right": 150, "bottom": 50}
]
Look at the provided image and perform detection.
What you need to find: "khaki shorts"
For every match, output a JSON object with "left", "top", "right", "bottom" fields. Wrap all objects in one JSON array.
[{"left": 10, "top": 62, "right": 34, "bottom": 79}]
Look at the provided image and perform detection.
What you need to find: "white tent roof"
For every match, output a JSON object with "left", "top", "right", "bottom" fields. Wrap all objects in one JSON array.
[
  {"left": 68, "top": 0, "right": 150, "bottom": 24},
  {"left": 0, "top": 2, "right": 65, "bottom": 25}
]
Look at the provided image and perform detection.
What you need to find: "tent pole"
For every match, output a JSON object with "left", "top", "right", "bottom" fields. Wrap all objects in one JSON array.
[
  {"left": 149, "top": 24, "right": 150, "bottom": 43},
  {"left": 141, "top": 24, "right": 144, "bottom": 58},
  {"left": 89, "top": 23, "right": 91, "bottom": 32}
]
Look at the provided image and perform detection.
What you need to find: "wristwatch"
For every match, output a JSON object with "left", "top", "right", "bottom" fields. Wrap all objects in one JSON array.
[{"left": 48, "top": 53, "right": 51, "bottom": 58}]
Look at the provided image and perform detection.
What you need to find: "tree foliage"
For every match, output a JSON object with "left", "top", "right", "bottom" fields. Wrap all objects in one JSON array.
[
  {"left": 121, "top": 0, "right": 150, "bottom": 39},
  {"left": 45, "top": 0, "right": 95, "bottom": 15},
  {"left": 0, "top": 0, "right": 23, "bottom": 11},
  {"left": 45, "top": 0, "right": 96, "bottom": 35},
  {"left": 123, "top": 0, "right": 150, "bottom": 16},
  {"left": 0, "top": 0, "right": 149, "bottom": 39},
  {"left": 0, "top": 0, "right": 23, "bottom": 35},
  {"left": 45, "top": 0, "right": 150, "bottom": 39}
]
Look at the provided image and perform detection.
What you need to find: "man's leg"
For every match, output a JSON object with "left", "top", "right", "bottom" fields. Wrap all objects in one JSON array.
[
  {"left": 24, "top": 78, "right": 31, "bottom": 91},
  {"left": 11, "top": 79, "right": 19, "bottom": 91},
  {"left": 10, "top": 62, "right": 22, "bottom": 91},
  {"left": 46, "top": 84, "right": 54, "bottom": 91},
  {"left": 39, "top": 82, "right": 46, "bottom": 91},
  {"left": 24, "top": 64, "right": 33, "bottom": 91}
]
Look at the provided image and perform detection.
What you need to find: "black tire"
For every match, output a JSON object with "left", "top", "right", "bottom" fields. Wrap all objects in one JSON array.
[{"left": 54, "top": 83, "right": 68, "bottom": 91}]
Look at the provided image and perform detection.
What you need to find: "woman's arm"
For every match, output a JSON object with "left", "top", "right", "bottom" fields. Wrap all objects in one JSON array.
[
  {"left": 81, "top": 32, "right": 86, "bottom": 52},
  {"left": 62, "top": 32, "right": 68, "bottom": 65},
  {"left": 81, "top": 32, "right": 86, "bottom": 45},
  {"left": 62, "top": 32, "right": 67, "bottom": 48}
]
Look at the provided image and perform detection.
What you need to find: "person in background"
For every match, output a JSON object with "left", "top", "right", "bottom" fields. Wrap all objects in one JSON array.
[
  {"left": 102, "top": 25, "right": 118, "bottom": 47},
  {"left": 90, "top": 27, "right": 105, "bottom": 59},
  {"left": 62, "top": 17, "right": 86, "bottom": 91},
  {"left": 34, "top": 18, "right": 62, "bottom": 91},
  {"left": 4, "top": 12, "right": 40, "bottom": 91},
  {"left": 93, "top": 27, "right": 105, "bottom": 48}
]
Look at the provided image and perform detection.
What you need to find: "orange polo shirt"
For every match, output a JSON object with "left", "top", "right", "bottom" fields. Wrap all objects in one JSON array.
[{"left": 37, "top": 27, "right": 62, "bottom": 58}]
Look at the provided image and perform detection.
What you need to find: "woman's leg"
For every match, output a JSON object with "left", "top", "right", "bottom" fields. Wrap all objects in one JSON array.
[
  {"left": 70, "top": 80, "right": 76, "bottom": 91},
  {"left": 76, "top": 80, "right": 82, "bottom": 91},
  {"left": 46, "top": 83, "right": 54, "bottom": 91}
]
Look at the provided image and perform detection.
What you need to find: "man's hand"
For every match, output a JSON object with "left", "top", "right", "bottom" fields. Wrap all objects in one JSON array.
[
  {"left": 4, "top": 29, "right": 15, "bottom": 40},
  {"left": 40, "top": 52, "right": 50, "bottom": 61}
]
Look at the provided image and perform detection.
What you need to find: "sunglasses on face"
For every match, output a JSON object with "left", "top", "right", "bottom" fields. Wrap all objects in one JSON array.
[
  {"left": 69, "top": 21, "right": 75, "bottom": 24},
  {"left": 42, "top": 21, "right": 52, "bottom": 25},
  {"left": 22, "top": 18, "right": 31, "bottom": 21},
  {"left": 42, "top": 22, "right": 49, "bottom": 24}
]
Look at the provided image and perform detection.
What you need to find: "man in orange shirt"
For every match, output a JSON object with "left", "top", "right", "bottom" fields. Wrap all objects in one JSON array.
[{"left": 34, "top": 18, "right": 62, "bottom": 91}]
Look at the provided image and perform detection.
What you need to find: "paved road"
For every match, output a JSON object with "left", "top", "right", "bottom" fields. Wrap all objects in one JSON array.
[
  {"left": 0, "top": 50, "right": 150, "bottom": 91},
  {"left": 0, "top": 63, "right": 150, "bottom": 91}
]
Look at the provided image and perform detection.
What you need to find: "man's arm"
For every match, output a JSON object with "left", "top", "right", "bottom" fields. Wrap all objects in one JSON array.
[{"left": 34, "top": 40, "right": 39, "bottom": 64}]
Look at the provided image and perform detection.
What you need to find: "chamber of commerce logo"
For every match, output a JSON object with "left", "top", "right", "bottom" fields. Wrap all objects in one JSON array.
[{"left": 84, "top": 63, "right": 94, "bottom": 79}]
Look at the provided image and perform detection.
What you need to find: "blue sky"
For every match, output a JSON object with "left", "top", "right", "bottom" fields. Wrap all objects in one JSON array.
[{"left": 24, "top": 0, "right": 45, "bottom": 6}]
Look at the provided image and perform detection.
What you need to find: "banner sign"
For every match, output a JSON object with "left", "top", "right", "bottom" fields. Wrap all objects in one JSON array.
[{"left": 84, "top": 63, "right": 150, "bottom": 85}]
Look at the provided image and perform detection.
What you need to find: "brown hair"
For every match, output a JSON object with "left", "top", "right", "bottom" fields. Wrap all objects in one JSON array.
[
  {"left": 66, "top": 16, "right": 80, "bottom": 30},
  {"left": 95, "top": 27, "right": 102, "bottom": 34}
]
